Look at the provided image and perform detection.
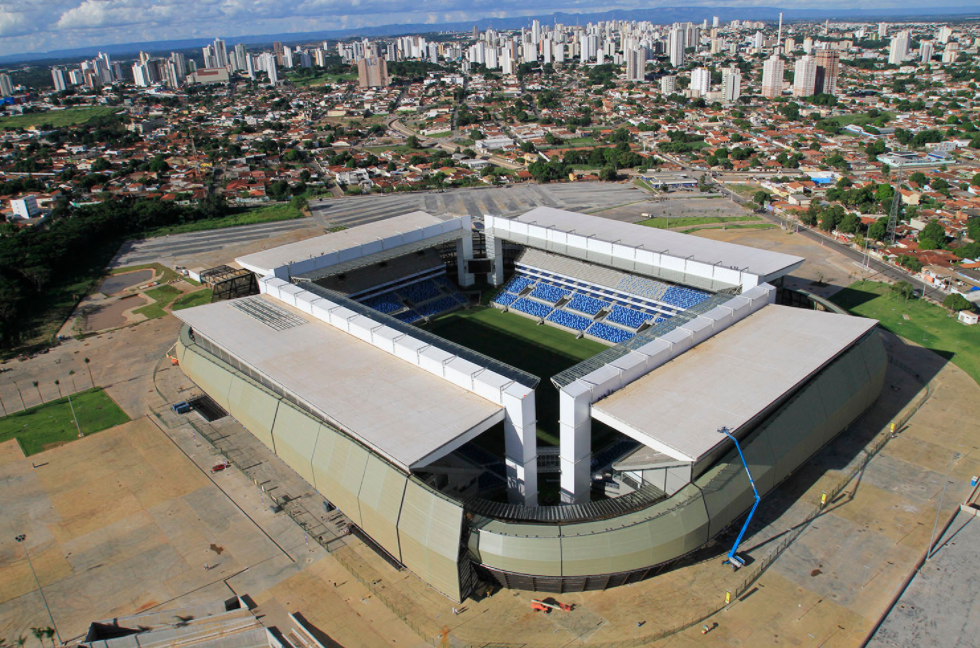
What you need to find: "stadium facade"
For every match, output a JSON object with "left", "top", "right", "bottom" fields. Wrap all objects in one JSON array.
[{"left": 174, "top": 208, "right": 886, "bottom": 600}]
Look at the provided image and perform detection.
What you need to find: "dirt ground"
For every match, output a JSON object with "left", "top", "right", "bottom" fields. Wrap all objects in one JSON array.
[
  {"left": 693, "top": 226, "right": 883, "bottom": 299},
  {"left": 2, "top": 220, "right": 978, "bottom": 647}
]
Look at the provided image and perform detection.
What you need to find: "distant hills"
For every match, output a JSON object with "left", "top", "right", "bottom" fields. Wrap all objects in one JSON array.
[{"left": 2, "top": 5, "right": 977, "bottom": 65}]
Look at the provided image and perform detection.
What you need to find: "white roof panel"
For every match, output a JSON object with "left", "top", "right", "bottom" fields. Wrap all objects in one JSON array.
[
  {"left": 176, "top": 295, "right": 503, "bottom": 472},
  {"left": 505, "top": 207, "right": 803, "bottom": 281},
  {"left": 236, "top": 211, "right": 446, "bottom": 275},
  {"left": 591, "top": 306, "right": 877, "bottom": 463}
]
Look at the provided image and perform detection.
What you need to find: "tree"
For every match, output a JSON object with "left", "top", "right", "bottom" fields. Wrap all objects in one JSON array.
[
  {"left": 868, "top": 217, "right": 888, "bottom": 241},
  {"left": 753, "top": 190, "right": 770, "bottom": 207},
  {"left": 943, "top": 293, "right": 972, "bottom": 313},
  {"left": 839, "top": 212, "right": 862, "bottom": 234},
  {"left": 599, "top": 166, "right": 618, "bottom": 182},
  {"left": 148, "top": 155, "right": 170, "bottom": 173},
  {"left": 84, "top": 357, "right": 93, "bottom": 385},
  {"left": 31, "top": 381, "right": 41, "bottom": 403},
  {"left": 918, "top": 220, "right": 947, "bottom": 250},
  {"left": 406, "top": 135, "right": 419, "bottom": 148},
  {"left": 890, "top": 281, "right": 916, "bottom": 301}
]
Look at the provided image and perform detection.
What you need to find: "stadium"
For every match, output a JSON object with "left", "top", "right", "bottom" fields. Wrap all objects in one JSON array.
[{"left": 173, "top": 207, "right": 886, "bottom": 601}]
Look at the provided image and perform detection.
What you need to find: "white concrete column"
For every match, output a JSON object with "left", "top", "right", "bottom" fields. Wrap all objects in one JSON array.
[
  {"left": 455, "top": 235, "right": 476, "bottom": 287},
  {"left": 503, "top": 383, "right": 538, "bottom": 505},
  {"left": 559, "top": 381, "right": 593, "bottom": 504},
  {"left": 487, "top": 235, "right": 505, "bottom": 287}
]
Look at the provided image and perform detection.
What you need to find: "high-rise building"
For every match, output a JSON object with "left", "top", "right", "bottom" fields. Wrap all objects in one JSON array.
[
  {"left": 283, "top": 46, "right": 294, "bottom": 69},
  {"left": 721, "top": 67, "right": 741, "bottom": 102},
  {"left": 214, "top": 38, "right": 228, "bottom": 67},
  {"left": 273, "top": 42, "right": 284, "bottom": 65},
  {"left": 234, "top": 44, "right": 248, "bottom": 71},
  {"left": 668, "top": 27, "right": 686, "bottom": 68},
  {"left": 784, "top": 37, "right": 796, "bottom": 52},
  {"left": 813, "top": 50, "right": 840, "bottom": 96},
  {"left": 660, "top": 75, "right": 677, "bottom": 94},
  {"left": 0, "top": 73, "right": 13, "bottom": 97},
  {"left": 51, "top": 67, "right": 68, "bottom": 92},
  {"left": 712, "top": 16, "right": 719, "bottom": 28},
  {"left": 761, "top": 54, "right": 784, "bottom": 98},
  {"left": 625, "top": 47, "right": 646, "bottom": 82},
  {"left": 202, "top": 45, "right": 216, "bottom": 69},
  {"left": 878, "top": 22, "right": 888, "bottom": 38},
  {"left": 357, "top": 56, "right": 389, "bottom": 88},
  {"left": 937, "top": 26, "right": 952, "bottom": 44},
  {"left": 690, "top": 67, "right": 710, "bottom": 96},
  {"left": 802, "top": 37, "right": 813, "bottom": 54},
  {"left": 920, "top": 41, "right": 934, "bottom": 63},
  {"left": 889, "top": 31, "right": 910, "bottom": 65},
  {"left": 942, "top": 42, "right": 959, "bottom": 64},
  {"left": 267, "top": 57, "right": 279, "bottom": 85},
  {"left": 793, "top": 55, "right": 817, "bottom": 96}
]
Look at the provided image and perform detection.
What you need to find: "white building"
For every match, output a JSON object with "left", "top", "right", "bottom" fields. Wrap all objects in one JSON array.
[
  {"left": 721, "top": 67, "right": 741, "bottom": 102},
  {"left": 51, "top": 68, "right": 67, "bottom": 92},
  {"left": 0, "top": 73, "right": 13, "bottom": 97},
  {"left": 889, "top": 31, "right": 910, "bottom": 65},
  {"left": 669, "top": 27, "right": 686, "bottom": 68},
  {"left": 761, "top": 54, "right": 784, "bottom": 98},
  {"left": 660, "top": 75, "right": 677, "bottom": 94},
  {"left": 625, "top": 48, "right": 646, "bottom": 82},
  {"left": 690, "top": 67, "right": 710, "bottom": 96},
  {"left": 10, "top": 196, "right": 40, "bottom": 220},
  {"left": 793, "top": 55, "right": 817, "bottom": 97}
]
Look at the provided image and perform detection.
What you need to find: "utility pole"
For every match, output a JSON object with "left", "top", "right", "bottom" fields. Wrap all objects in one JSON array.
[
  {"left": 886, "top": 164, "right": 903, "bottom": 245},
  {"left": 15, "top": 535, "right": 62, "bottom": 645}
]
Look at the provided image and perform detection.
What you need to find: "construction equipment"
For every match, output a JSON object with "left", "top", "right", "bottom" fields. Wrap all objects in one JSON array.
[
  {"left": 718, "top": 427, "right": 760, "bottom": 571},
  {"left": 531, "top": 598, "right": 572, "bottom": 613}
]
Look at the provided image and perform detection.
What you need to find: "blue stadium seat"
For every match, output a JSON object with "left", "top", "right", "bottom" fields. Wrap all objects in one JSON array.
[
  {"left": 547, "top": 310, "right": 592, "bottom": 331},
  {"left": 530, "top": 284, "right": 571, "bottom": 304},
  {"left": 510, "top": 298, "right": 552, "bottom": 318},
  {"left": 566, "top": 294, "right": 608, "bottom": 315},
  {"left": 415, "top": 296, "right": 460, "bottom": 319},
  {"left": 493, "top": 292, "right": 517, "bottom": 307},
  {"left": 605, "top": 305, "right": 650, "bottom": 329},
  {"left": 586, "top": 322, "right": 635, "bottom": 344},
  {"left": 360, "top": 291, "right": 402, "bottom": 314},
  {"left": 394, "top": 309, "right": 421, "bottom": 323},
  {"left": 662, "top": 286, "right": 711, "bottom": 309},
  {"left": 504, "top": 276, "right": 534, "bottom": 294},
  {"left": 397, "top": 280, "right": 441, "bottom": 304}
]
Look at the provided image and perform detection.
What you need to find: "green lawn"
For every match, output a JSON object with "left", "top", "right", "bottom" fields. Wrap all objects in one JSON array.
[
  {"left": 683, "top": 223, "right": 776, "bottom": 233},
  {"left": 172, "top": 289, "right": 213, "bottom": 311},
  {"left": 144, "top": 203, "right": 305, "bottom": 237},
  {"left": 830, "top": 281, "right": 980, "bottom": 386},
  {"left": 424, "top": 306, "right": 606, "bottom": 446},
  {"left": 426, "top": 131, "right": 453, "bottom": 139},
  {"left": 362, "top": 144, "right": 427, "bottom": 155},
  {"left": 638, "top": 215, "right": 759, "bottom": 229},
  {"left": 0, "top": 106, "right": 118, "bottom": 130},
  {"left": 0, "top": 388, "right": 130, "bottom": 456},
  {"left": 110, "top": 262, "right": 180, "bottom": 284},
  {"left": 135, "top": 285, "right": 182, "bottom": 319}
]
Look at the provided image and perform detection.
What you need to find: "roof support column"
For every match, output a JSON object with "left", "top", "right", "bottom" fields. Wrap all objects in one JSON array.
[
  {"left": 503, "top": 384, "right": 538, "bottom": 506},
  {"left": 559, "top": 382, "right": 592, "bottom": 504},
  {"left": 456, "top": 234, "right": 475, "bottom": 287},
  {"left": 487, "top": 234, "right": 505, "bottom": 287}
]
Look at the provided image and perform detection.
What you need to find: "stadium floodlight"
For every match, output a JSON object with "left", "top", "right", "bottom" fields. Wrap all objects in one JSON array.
[{"left": 717, "top": 426, "right": 760, "bottom": 571}]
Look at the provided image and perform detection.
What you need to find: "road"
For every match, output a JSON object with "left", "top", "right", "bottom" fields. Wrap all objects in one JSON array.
[{"left": 713, "top": 182, "right": 948, "bottom": 302}]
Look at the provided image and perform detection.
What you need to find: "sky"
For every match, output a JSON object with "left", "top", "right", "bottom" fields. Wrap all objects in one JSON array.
[{"left": 0, "top": 0, "right": 975, "bottom": 58}]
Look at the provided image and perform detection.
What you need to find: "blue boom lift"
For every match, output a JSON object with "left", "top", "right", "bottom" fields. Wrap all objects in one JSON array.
[{"left": 718, "top": 427, "right": 761, "bottom": 571}]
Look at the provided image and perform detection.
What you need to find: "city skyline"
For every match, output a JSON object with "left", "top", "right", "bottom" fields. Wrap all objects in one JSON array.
[{"left": 0, "top": 1, "right": 979, "bottom": 57}]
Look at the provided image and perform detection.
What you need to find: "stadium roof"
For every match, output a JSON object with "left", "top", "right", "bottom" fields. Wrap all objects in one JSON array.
[
  {"left": 236, "top": 211, "right": 462, "bottom": 278},
  {"left": 175, "top": 295, "right": 504, "bottom": 472},
  {"left": 489, "top": 207, "right": 804, "bottom": 286},
  {"left": 591, "top": 305, "right": 877, "bottom": 464}
]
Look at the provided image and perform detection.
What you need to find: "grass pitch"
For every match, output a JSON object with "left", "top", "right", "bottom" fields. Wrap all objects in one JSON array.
[
  {"left": 831, "top": 280, "right": 980, "bottom": 387},
  {"left": 425, "top": 306, "right": 606, "bottom": 445},
  {"left": 0, "top": 388, "right": 130, "bottom": 455}
]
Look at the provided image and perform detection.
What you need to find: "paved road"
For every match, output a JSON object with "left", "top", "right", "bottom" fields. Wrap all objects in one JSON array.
[
  {"left": 309, "top": 182, "right": 650, "bottom": 229},
  {"left": 714, "top": 182, "right": 947, "bottom": 302},
  {"left": 112, "top": 218, "right": 315, "bottom": 268}
]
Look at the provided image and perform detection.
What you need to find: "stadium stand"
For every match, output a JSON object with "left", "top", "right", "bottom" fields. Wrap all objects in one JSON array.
[
  {"left": 616, "top": 275, "right": 669, "bottom": 301},
  {"left": 511, "top": 298, "right": 553, "bottom": 318},
  {"left": 398, "top": 280, "right": 442, "bottom": 304},
  {"left": 394, "top": 309, "right": 422, "bottom": 323},
  {"left": 493, "top": 292, "right": 518, "bottom": 307},
  {"left": 566, "top": 294, "right": 608, "bottom": 316},
  {"left": 530, "top": 284, "right": 571, "bottom": 304},
  {"left": 587, "top": 322, "right": 636, "bottom": 344},
  {"left": 605, "top": 305, "right": 651, "bottom": 329},
  {"left": 504, "top": 276, "right": 534, "bottom": 294},
  {"left": 361, "top": 291, "right": 403, "bottom": 314},
  {"left": 417, "top": 296, "right": 463, "bottom": 319},
  {"left": 662, "top": 285, "right": 711, "bottom": 309},
  {"left": 547, "top": 310, "right": 592, "bottom": 331}
]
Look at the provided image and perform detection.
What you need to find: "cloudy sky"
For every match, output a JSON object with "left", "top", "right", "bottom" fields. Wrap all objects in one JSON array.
[{"left": 0, "top": 0, "right": 974, "bottom": 57}]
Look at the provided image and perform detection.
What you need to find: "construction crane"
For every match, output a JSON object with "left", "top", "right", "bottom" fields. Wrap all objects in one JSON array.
[
  {"left": 718, "top": 427, "right": 760, "bottom": 571},
  {"left": 531, "top": 598, "right": 572, "bottom": 613}
]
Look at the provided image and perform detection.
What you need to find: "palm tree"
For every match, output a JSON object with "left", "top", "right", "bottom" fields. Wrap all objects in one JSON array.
[
  {"left": 31, "top": 381, "right": 42, "bottom": 404},
  {"left": 84, "top": 358, "right": 93, "bottom": 386},
  {"left": 42, "top": 628, "right": 54, "bottom": 647},
  {"left": 29, "top": 628, "right": 42, "bottom": 647},
  {"left": 53, "top": 380, "right": 62, "bottom": 399},
  {"left": 68, "top": 370, "right": 76, "bottom": 393},
  {"left": 15, "top": 635, "right": 28, "bottom": 648}
]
